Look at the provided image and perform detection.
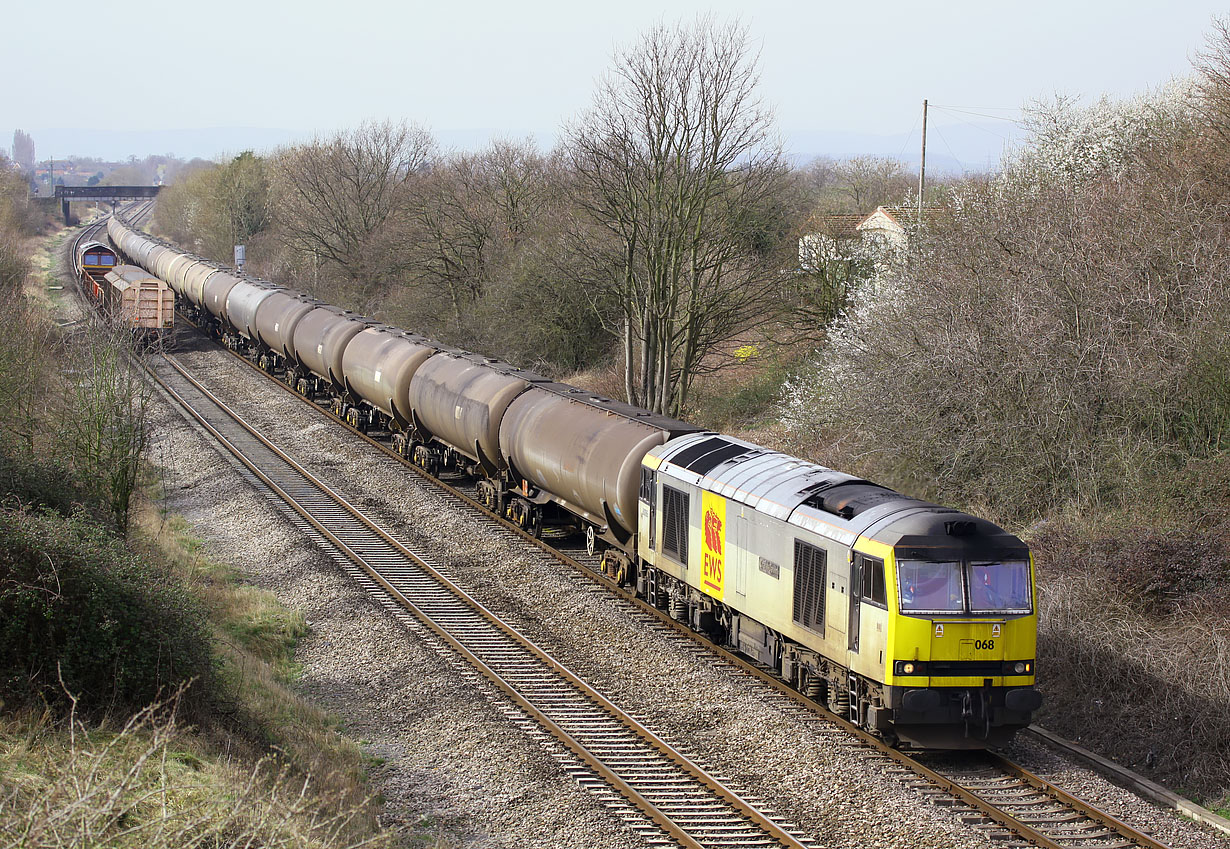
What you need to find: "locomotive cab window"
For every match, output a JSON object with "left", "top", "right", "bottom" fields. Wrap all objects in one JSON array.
[
  {"left": 969, "top": 561, "right": 1032, "bottom": 614},
  {"left": 897, "top": 559, "right": 965, "bottom": 614},
  {"left": 661, "top": 485, "right": 689, "bottom": 564},
  {"left": 857, "top": 554, "right": 887, "bottom": 607}
]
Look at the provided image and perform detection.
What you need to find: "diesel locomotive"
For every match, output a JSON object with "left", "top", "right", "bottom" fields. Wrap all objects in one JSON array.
[
  {"left": 107, "top": 211, "right": 1041, "bottom": 749},
  {"left": 75, "top": 240, "right": 118, "bottom": 302},
  {"left": 76, "top": 238, "right": 174, "bottom": 336}
]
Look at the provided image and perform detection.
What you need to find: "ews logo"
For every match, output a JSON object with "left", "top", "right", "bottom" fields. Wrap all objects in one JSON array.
[{"left": 700, "top": 492, "right": 725, "bottom": 598}]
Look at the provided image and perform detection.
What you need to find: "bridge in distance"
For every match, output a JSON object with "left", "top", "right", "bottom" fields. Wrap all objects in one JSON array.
[{"left": 54, "top": 185, "right": 161, "bottom": 224}]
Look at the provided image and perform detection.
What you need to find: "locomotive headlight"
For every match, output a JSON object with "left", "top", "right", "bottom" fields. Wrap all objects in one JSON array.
[
  {"left": 1013, "top": 661, "right": 1032, "bottom": 674},
  {"left": 902, "top": 662, "right": 916, "bottom": 675}
]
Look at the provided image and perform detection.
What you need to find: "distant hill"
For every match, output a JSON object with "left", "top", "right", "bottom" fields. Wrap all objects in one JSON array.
[{"left": 4, "top": 122, "right": 1026, "bottom": 174}]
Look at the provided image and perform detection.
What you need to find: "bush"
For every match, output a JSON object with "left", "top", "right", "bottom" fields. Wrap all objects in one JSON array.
[
  {"left": 0, "top": 447, "right": 96, "bottom": 518},
  {"left": 0, "top": 506, "right": 213, "bottom": 717},
  {"left": 781, "top": 83, "right": 1230, "bottom": 525},
  {"left": 1034, "top": 564, "right": 1230, "bottom": 801}
]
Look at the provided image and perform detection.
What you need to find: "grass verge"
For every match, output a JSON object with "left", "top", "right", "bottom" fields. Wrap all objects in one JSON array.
[{"left": 0, "top": 481, "right": 457, "bottom": 848}]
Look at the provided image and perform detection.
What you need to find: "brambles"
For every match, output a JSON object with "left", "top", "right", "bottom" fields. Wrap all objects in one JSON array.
[
  {"left": 782, "top": 79, "right": 1230, "bottom": 526},
  {"left": 0, "top": 505, "right": 213, "bottom": 718}
]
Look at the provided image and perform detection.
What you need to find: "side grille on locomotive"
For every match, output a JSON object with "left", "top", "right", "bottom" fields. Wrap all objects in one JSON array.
[
  {"left": 792, "top": 540, "right": 826, "bottom": 633},
  {"left": 661, "top": 485, "right": 689, "bottom": 564}
]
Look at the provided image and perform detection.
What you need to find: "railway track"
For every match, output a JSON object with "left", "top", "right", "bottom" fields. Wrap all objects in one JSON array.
[
  {"left": 167, "top": 322, "right": 1192, "bottom": 849},
  {"left": 71, "top": 211, "right": 1193, "bottom": 847},
  {"left": 142, "top": 349, "right": 822, "bottom": 849},
  {"left": 166, "top": 317, "right": 1183, "bottom": 849}
]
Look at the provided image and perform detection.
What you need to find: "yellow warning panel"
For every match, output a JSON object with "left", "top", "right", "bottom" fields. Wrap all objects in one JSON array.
[{"left": 701, "top": 491, "right": 725, "bottom": 599}]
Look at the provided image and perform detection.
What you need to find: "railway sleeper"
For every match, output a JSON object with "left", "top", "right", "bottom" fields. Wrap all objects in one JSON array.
[{"left": 185, "top": 321, "right": 922, "bottom": 746}]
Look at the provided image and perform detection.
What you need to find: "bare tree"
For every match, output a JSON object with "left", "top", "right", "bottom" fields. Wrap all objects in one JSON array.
[
  {"left": 833, "top": 155, "right": 912, "bottom": 212},
  {"left": 400, "top": 139, "right": 553, "bottom": 330},
  {"left": 565, "top": 17, "right": 789, "bottom": 415},
  {"left": 271, "top": 121, "right": 434, "bottom": 303},
  {"left": 12, "top": 130, "right": 34, "bottom": 171}
]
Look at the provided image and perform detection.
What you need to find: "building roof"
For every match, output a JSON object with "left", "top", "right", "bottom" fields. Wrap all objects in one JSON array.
[
  {"left": 802, "top": 213, "right": 865, "bottom": 239},
  {"left": 805, "top": 206, "right": 943, "bottom": 241},
  {"left": 873, "top": 205, "right": 946, "bottom": 229}
]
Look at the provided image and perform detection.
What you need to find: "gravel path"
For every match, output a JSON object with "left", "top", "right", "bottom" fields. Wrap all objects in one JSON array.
[{"left": 144, "top": 327, "right": 1227, "bottom": 849}]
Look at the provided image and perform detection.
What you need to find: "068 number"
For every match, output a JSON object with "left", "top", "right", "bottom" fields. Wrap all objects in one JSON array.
[{"left": 974, "top": 639, "right": 995, "bottom": 651}]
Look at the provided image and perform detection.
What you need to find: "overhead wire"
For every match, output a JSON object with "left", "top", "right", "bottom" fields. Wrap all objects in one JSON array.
[
  {"left": 930, "top": 104, "right": 1026, "bottom": 125},
  {"left": 896, "top": 103, "right": 924, "bottom": 161},
  {"left": 930, "top": 124, "right": 966, "bottom": 172},
  {"left": 928, "top": 105, "right": 1024, "bottom": 144}
]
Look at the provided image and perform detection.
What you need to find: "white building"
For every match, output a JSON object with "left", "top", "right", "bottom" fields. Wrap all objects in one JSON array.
[{"left": 798, "top": 206, "right": 918, "bottom": 271}]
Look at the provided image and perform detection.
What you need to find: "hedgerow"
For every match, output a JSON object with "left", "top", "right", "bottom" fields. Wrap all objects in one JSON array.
[{"left": 0, "top": 505, "right": 213, "bottom": 717}]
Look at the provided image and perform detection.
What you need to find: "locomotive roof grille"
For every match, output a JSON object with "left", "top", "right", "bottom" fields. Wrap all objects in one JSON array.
[
  {"left": 666, "top": 436, "right": 725, "bottom": 467},
  {"left": 803, "top": 481, "right": 923, "bottom": 520},
  {"left": 667, "top": 436, "right": 761, "bottom": 475}
]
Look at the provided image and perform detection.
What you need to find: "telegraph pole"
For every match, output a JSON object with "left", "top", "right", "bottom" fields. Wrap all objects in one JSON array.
[{"left": 918, "top": 99, "right": 927, "bottom": 223}]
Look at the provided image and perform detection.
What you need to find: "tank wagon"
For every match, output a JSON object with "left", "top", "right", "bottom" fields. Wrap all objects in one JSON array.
[{"left": 106, "top": 210, "right": 1041, "bottom": 748}]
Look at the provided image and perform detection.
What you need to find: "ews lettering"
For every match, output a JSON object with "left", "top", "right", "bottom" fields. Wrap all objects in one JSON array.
[{"left": 699, "top": 492, "right": 726, "bottom": 599}]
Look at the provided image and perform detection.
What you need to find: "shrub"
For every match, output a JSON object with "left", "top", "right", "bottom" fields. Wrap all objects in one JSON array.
[
  {"left": 0, "top": 506, "right": 213, "bottom": 718},
  {"left": 0, "top": 447, "right": 96, "bottom": 517}
]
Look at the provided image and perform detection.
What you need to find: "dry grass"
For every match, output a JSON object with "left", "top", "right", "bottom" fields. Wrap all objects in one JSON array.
[
  {"left": 130, "top": 497, "right": 380, "bottom": 826},
  {"left": 0, "top": 694, "right": 391, "bottom": 849},
  {"left": 1034, "top": 551, "right": 1230, "bottom": 805},
  {"left": 0, "top": 489, "right": 465, "bottom": 848}
]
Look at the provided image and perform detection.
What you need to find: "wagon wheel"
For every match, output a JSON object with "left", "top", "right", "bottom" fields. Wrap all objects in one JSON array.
[{"left": 585, "top": 525, "right": 596, "bottom": 557}]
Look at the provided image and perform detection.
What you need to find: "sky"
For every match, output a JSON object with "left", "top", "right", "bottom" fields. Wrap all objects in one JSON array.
[{"left": 4, "top": 0, "right": 1225, "bottom": 169}]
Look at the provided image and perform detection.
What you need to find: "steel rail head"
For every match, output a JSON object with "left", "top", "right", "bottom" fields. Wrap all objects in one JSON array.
[
  {"left": 146, "top": 351, "right": 816, "bottom": 849},
  {"left": 156, "top": 279, "right": 1182, "bottom": 849},
  {"left": 986, "top": 752, "right": 1174, "bottom": 849}
]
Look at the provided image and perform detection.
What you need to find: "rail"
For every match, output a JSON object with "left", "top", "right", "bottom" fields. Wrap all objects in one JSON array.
[{"left": 142, "top": 349, "right": 820, "bottom": 849}]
